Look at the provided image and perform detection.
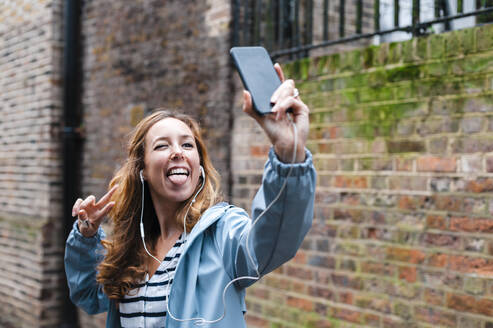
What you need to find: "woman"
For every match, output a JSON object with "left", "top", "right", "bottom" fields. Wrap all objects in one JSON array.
[{"left": 65, "top": 64, "right": 316, "bottom": 327}]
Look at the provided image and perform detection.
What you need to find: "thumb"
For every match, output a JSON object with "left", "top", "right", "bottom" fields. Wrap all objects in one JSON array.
[{"left": 242, "top": 91, "right": 262, "bottom": 123}]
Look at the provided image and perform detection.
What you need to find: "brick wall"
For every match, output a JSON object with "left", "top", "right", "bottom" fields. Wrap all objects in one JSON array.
[
  {"left": 78, "top": 0, "right": 232, "bottom": 326},
  {"left": 238, "top": 24, "right": 493, "bottom": 327},
  {"left": 0, "top": 0, "right": 64, "bottom": 327},
  {"left": 79, "top": 0, "right": 233, "bottom": 200}
]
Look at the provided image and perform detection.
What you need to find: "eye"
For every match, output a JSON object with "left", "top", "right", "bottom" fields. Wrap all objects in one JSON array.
[
  {"left": 154, "top": 144, "right": 168, "bottom": 150},
  {"left": 183, "top": 142, "right": 194, "bottom": 149}
]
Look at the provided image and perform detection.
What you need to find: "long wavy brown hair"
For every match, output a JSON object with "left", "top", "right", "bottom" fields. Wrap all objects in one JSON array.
[{"left": 96, "top": 109, "right": 223, "bottom": 300}]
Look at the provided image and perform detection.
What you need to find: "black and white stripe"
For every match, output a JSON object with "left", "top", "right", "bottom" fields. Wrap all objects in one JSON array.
[{"left": 119, "top": 233, "right": 186, "bottom": 328}]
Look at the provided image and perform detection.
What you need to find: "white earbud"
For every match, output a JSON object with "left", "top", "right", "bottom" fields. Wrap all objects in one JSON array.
[
  {"left": 200, "top": 165, "right": 205, "bottom": 180},
  {"left": 139, "top": 168, "right": 161, "bottom": 264}
]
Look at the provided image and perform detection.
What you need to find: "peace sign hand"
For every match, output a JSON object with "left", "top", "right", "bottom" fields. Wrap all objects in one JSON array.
[{"left": 72, "top": 185, "right": 118, "bottom": 238}]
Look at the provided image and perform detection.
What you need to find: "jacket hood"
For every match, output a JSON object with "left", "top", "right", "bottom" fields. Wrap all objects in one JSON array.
[{"left": 184, "top": 201, "right": 231, "bottom": 247}]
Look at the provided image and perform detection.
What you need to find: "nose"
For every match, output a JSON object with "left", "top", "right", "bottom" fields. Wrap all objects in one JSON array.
[{"left": 170, "top": 144, "right": 184, "bottom": 160}]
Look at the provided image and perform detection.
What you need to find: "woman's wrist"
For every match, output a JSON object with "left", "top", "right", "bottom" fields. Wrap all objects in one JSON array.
[
  {"left": 76, "top": 220, "right": 98, "bottom": 238},
  {"left": 274, "top": 145, "right": 306, "bottom": 163}
]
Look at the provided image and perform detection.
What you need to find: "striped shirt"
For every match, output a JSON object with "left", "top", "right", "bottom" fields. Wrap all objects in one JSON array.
[{"left": 119, "top": 233, "right": 186, "bottom": 328}]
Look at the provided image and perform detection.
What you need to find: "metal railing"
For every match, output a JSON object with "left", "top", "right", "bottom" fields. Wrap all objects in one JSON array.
[{"left": 232, "top": 0, "right": 493, "bottom": 60}]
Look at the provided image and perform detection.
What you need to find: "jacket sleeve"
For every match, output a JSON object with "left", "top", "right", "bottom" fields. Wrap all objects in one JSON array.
[
  {"left": 64, "top": 220, "right": 110, "bottom": 314},
  {"left": 214, "top": 148, "right": 316, "bottom": 288}
]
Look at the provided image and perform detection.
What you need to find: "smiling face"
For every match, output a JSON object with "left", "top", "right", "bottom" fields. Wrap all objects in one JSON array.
[{"left": 143, "top": 117, "right": 201, "bottom": 207}]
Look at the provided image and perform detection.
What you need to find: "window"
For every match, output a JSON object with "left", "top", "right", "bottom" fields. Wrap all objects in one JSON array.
[{"left": 376, "top": 0, "right": 478, "bottom": 44}]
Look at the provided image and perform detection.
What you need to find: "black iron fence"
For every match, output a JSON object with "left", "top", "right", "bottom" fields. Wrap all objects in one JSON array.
[{"left": 232, "top": 0, "right": 493, "bottom": 60}]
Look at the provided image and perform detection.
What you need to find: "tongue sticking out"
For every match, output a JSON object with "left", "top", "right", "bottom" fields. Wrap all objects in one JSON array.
[{"left": 168, "top": 174, "right": 188, "bottom": 185}]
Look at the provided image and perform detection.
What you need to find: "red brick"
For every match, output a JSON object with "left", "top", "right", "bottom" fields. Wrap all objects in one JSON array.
[
  {"left": 476, "top": 298, "right": 493, "bottom": 316},
  {"left": 465, "top": 178, "right": 493, "bottom": 193},
  {"left": 398, "top": 266, "right": 417, "bottom": 283},
  {"left": 292, "top": 250, "right": 307, "bottom": 264},
  {"left": 488, "top": 241, "right": 493, "bottom": 256},
  {"left": 289, "top": 280, "right": 307, "bottom": 294},
  {"left": 361, "top": 261, "right": 395, "bottom": 276},
  {"left": 395, "top": 157, "right": 414, "bottom": 171},
  {"left": 355, "top": 295, "right": 391, "bottom": 313},
  {"left": 314, "top": 302, "right": 329, "bottom": 316},
  {"left": 250, "top": 145, "right": 270, "bottom": 157},
  {"left": 364, "top": 227, "right": 388, "bottom": 240},
  {"left": 312, "top": 319, "right": 333, "bottom": 328},
  {"left": 314, "top": 269, "right": 333, "bottom": 285},
  {"left": 338, "top": 291, "right": 353, "bottom": 305},
  {"left": 423, "top": 233, "right": 460, "bottom": 248},
  {"left": 328, "top": 126, "right": 342, "bottom": 139},
  {"left": 415, "top": 305, "right": 457, "bottom": 326},
  {"left": 433, "top": 195, "right": 463, "bottom": 211},
  {"left": 426, "top": 214, "right": 447, "bottom": 230},
  {"left": 446, "top": 293, "right": 493, "bottom": 316},
  {"left": 331, "top": 273, "right": 363, "bottom": 290},
  {"left": 389, "top": 176, "right": 428, "bottom": 191},
  {"left": 319, "top": 142, "right": 333, "bottom": 153},
  {"left": 364, "top": 313, "right": 381, "bottom": 327},
  {"left": 398, "top": 195, "right": 427, "bottom": 210},
  {"left": 334, "top": 209, "right": 364, "bottom": 222},
  {"left": 450, "top": 217, "right": 493, "bottom": 233},
  {"left": 332, "top": 307, "right": 362, "bottom": 324},
  {"left": 341, "top": 193, "right": 361, "bottom": 205},
  {"left": 308, "top": 285, "right": 333, "bottom": 299},
  {"left": 285, "top": 265, "right": 314, "bottom": 280},
  {"left": 286, "top": 296, "right": 314, "bottom": 311},
  {"left": 264, "top": 275, "right": 289, "bottom": 289},
  {"left": 334, "top": 175, "right": 368, "bottom": 189},
  {"left": 383, "top": 317, "right": 407, "bottom": 328},
  {"left": 424, "top": 288, "right": 444, "bottom": 306},
  {"left": 448, "top": 255, "right": 493, "bottom": 274},
  {"left": 417, "top": 156, "right": 457, "bottom": 172},
  {"left": 427, "top": 253, "right": 449, "bottom": 267},
  {"left": 250, "top": 287, "right": 269, "bottom": 300},
  {"left": 245, "top": 314, "right": 269, "bottom": 327},
  {"left": 366, "top": 211, "right": 386, "bottom": 225},
  {"left": 386, "top": 247, "right": 426, "bottom": 264}
]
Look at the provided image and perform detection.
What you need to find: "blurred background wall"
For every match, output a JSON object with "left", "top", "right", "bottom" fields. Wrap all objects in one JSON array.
[{"left": 0, "top": 1, "right": 65, "bottom": 326}]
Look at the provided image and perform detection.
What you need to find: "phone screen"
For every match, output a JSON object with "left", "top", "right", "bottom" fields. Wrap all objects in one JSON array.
[{"left": 230, "top": 47, "right": 281, "bottom": 115}]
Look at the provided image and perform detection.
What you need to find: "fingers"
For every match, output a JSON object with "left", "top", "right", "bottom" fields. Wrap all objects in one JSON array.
[
  {"left": 74, "top": 188, "right": 118, "bottom": 237},
  {"left": 242, "top": 91, "right": 261, "bottom": 122},
  {"left": 92, "top": 201, "right": 115, "bottom": 227},
  {"left": 272, "top": 96, "right": 308, "bottom": 121},
  {"left": 72, "top": 198, "right": 83, "bottom": 217},
  {"left": 274, "top": 63, "right": 285, "bottom": 83},
  {"left": 96, "top": 185, "right": 118, "bottom": 208},
  {"left": 79, "top": 195, "right": 96, "bottom": 212},
  {"left": 78, "top": 208, "right": 88, "bottom": 221},
  {"left": 242, "top": 90, "right": 252, "bottom": 114},
  {"left": 77, "top": 209, "right": 94, "bottom": 237},
  {"left": 270, "top": 79, "right": 295, "bottom": 104}
]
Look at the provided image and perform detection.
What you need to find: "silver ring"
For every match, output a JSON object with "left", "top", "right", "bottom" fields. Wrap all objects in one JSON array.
[
  {"left": 293, "top": 88, "right": 299, "bottom": 98},
  {"left": 79, "top": 218, "right": 89, "bottom": 228}
]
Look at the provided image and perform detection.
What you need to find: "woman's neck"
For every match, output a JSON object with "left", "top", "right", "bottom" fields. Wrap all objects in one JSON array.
[{"left": 149, "top": 192, "right": 183, "bottom": 239}]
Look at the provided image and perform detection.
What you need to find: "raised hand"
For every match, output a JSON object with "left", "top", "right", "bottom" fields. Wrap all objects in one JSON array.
[
  {"left": 72, "top": 185, "right": 118, "bottom": 237},
  {"left": 242, "top": 63, "right": 309, "bottom": 163}
]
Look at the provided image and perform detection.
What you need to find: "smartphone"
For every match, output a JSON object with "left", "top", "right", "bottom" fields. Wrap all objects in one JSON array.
[{"left": 230, "top": 46, "right": 281, "bottom": 115}]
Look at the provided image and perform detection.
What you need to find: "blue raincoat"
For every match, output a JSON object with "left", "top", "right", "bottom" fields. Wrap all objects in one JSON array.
[{"left": 65, "top": 148, "right": 316, "bottom": 327}]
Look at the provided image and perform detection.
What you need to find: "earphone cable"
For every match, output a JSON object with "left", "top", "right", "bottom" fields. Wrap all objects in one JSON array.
[{"left": 165, "top": 117, "right": 299, "bottom": 325}]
